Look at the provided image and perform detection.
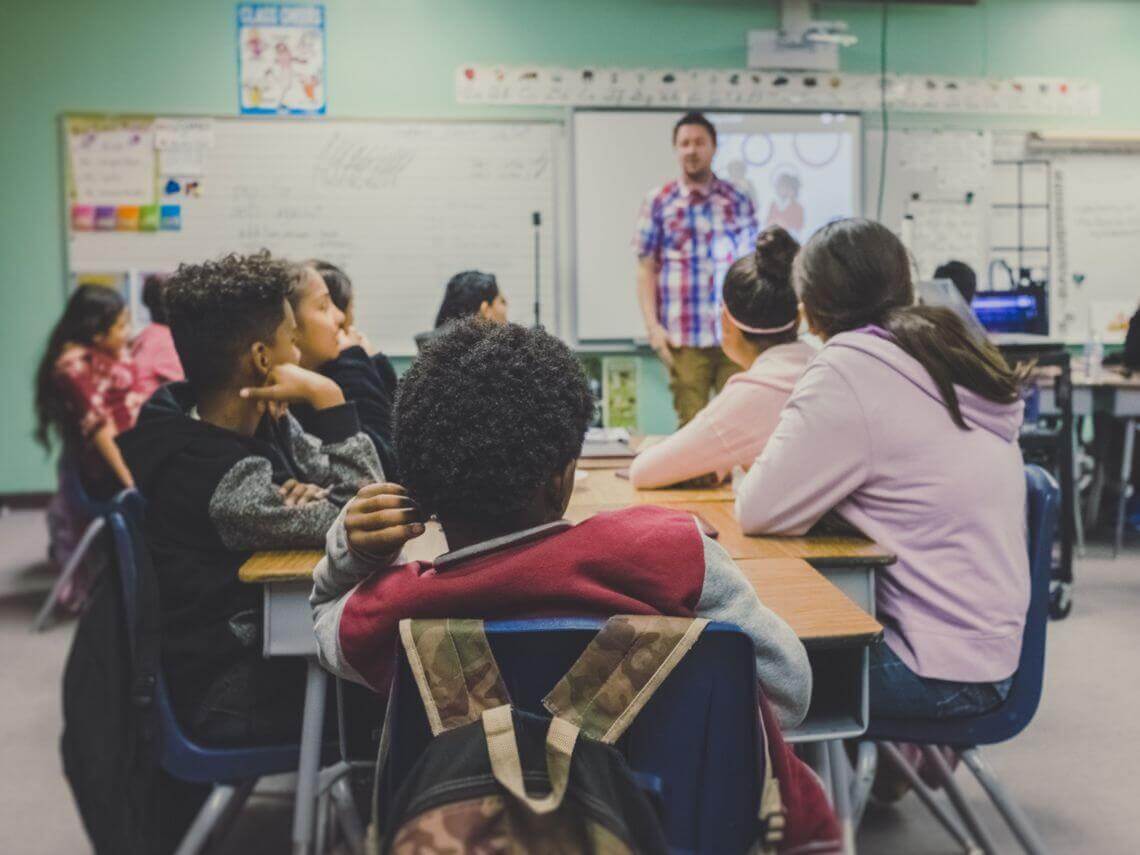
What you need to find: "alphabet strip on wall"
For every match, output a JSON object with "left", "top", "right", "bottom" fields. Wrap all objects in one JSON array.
[{"left": 455, "top": 66, "right": 1099, "bottom": 117}]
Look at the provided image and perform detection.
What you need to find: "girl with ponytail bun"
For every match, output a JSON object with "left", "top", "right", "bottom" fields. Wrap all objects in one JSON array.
[{"left": 630, "top": 226, "right": 815, "bottom": 488}]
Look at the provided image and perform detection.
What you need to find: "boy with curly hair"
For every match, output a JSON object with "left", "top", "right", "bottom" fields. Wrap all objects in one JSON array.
[
  {"left": 118, "top": 250, "right": 381, "bottom": 745},
  {"left": 311, "top": 318, "right": 811, "bottom": 729}
]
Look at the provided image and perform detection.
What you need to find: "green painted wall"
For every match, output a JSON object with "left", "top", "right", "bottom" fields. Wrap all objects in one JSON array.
[{"left": 3, "top": 0, "right": 1139, "bottom": 492}]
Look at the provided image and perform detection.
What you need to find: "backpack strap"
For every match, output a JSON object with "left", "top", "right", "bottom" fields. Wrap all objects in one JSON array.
[
  {"left": 482, "top": 704, "right": 580, "bottom": 815},
  {"left": 398, "top": 618, "right": 510, "bottom": 736},
  {"left": 542, "top": 615, "right": 709, "bottom": 744},
  {"left": 755, "top": 714, "right": 785, "bottom": 853}
]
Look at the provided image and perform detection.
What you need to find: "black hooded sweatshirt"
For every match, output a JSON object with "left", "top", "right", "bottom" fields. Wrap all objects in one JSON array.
[{"left": 117, "top": 382, "right": 380, "bottom": 724}]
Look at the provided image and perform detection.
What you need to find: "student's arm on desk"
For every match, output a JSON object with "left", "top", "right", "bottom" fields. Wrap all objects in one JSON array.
[
  {"left": 278, "top": 405, "right": 383, "bottom": 505},
  {"left": 735, "top": 361, "right": 871, "bottom": 537},
  {"left": 697, "top": 525, "right": 812, "bottom": 729},
  {"left": 209, "top": 456, "right": 343, "bottom": 551},
  {"left": 311, "top": 485, "right": 423, "bottom": 684}
]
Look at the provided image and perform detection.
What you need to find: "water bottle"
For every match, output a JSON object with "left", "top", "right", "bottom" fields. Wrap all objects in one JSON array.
[{"left": 1090, "top": 334, "right": 1104, "bottom": 382}]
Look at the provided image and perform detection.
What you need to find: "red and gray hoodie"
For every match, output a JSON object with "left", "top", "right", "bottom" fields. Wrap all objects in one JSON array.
[{"left": 310, "top": 504, "right": 811, "bottom": 729}]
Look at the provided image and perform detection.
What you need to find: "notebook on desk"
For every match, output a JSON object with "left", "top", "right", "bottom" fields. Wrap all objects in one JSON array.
[{"left": 581, "top": 427, "right": 636, "bottom": 459}]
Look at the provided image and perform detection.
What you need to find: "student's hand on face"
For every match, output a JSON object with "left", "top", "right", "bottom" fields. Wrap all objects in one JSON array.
[
  {"left": 278, "top": 479, "right": 330, "bottom": 507},
  {"left": 240, "top": 362, "right": 346, "bottom": 411},
  {"left": 345, "top": 483, "right": 426, "bottom": 563}
]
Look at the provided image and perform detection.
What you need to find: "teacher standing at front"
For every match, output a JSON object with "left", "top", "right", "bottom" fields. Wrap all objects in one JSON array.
[{"left": 634, "top": 112, "right": 760, "bottom": 426}]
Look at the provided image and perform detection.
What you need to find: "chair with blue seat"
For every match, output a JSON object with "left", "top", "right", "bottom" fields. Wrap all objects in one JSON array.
[
  {"left": 853, "top": 464, "right": 1060, "bottom": 855},
  {"left": 32, "top": 451, "right": 117, "bottom": 631},
  {"left": 107, "top": 490, "right": 302, "bottom": 855},
  {"left": 372, "top": 617, "right": 766, "bottom": 854}
]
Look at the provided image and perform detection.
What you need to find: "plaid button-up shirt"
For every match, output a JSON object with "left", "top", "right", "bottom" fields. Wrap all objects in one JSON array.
[{"left": 634, "top": 176, "right": 758, "bottom": 348}]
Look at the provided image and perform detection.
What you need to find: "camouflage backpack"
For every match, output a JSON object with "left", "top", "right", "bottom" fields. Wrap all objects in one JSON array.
[{"left": 367, "top": 615, "right": 786, "bottom": 855}]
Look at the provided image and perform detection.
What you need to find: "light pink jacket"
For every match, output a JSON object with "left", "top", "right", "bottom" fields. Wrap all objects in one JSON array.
[
  {"left": 130, "top": 323, "right": 184, "bottom": 400},
  {"left": 630, "top": 341, "right": 815, "bottom": 488},
  {"left": 736, "top": 329, "right": 1029, "bottom": 683}
]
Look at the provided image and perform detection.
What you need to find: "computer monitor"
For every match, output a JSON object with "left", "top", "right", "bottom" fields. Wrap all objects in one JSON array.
[{"left": 970, "top": 287, "right": 1048, "bottom": 336}]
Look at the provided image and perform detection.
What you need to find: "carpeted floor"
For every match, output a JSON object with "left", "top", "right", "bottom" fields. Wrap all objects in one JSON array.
[{"left": 1, "top": 506, "right": 1137, "bottom": 854}]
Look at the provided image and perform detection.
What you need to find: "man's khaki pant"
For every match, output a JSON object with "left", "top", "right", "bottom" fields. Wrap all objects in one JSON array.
[{"left": 667, "top": 345, "right": 741, "bottom": 427}]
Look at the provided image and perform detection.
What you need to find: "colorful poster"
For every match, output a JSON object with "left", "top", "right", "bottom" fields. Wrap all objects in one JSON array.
[{"left": 238, "top": 4, "right": 326, "bottom": 115}]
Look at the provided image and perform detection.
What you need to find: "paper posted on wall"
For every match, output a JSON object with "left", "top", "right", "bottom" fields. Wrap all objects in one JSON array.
[{"left": 238, "top": 4, "right": 326, "bottom": 115}]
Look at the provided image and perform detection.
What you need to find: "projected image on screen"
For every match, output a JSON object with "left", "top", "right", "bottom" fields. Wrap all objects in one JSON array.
[{"left": 714, "top": 119, "right": 857, "bottom": 243}]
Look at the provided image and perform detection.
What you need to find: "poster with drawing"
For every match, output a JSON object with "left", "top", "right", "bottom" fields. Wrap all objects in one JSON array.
[{"left": 238, "top": 4, "right": 326, "bottom": 115}]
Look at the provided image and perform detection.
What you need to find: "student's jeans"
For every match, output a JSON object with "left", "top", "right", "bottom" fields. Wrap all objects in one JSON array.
[{"left": 868, "top": 641, "right": 1012, "bottom": 719}]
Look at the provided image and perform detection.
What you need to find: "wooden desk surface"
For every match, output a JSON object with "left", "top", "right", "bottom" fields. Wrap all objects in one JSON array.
[
  {"left": 739, "top": 559, "right": 882, "bottom": 645},
  {"left": 241, "top": 501, "right": 893, "bottom": 583},
  {"left": 564, "top": 499, "right": 893, "bottom": 567},
  {"left": 569, "top": 467, "right": 733, "bottom": 506},
  {"left": 239, "top": 547, "right": 880, "bottom": 645}
]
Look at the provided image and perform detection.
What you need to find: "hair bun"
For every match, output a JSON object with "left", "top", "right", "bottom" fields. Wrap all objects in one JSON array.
[{"left": 753, "top": 226, "right": 800, "bottom": 289}]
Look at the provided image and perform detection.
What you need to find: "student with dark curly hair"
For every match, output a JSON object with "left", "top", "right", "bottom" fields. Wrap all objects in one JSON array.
[
  {"left": 117, "top": 250, "right": 380, "bottom": 746},
  {"left": 311, "top": 319, "right": 812, "bottom": 730}
]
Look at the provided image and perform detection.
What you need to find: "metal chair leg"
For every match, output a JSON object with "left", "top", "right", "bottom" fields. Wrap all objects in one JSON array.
[
  {"left": 1114, "top": 419, "right": 1136, "bottom": 558},
  {"left": 960, "top": 748, "right": 1048, "bottom": 855},
  {"left": 826, "top": 740, "right": 856, "bottom": 855},
  {"left": 174, "top": 780, "right": 254, "bottom": 855},
  {"left": 849, "top": 741, "right": 877, "bottom": 829},
  {"left": 920, "top": 745, "right": 1000, "bottom": 855},
  {"left": 31, "top": 516, "right": 106, "bottom": 632},
  {"left": 330, "top": 776, "right": 366, "bottom": 853},
  {"left": 878, "top": 742, "right": 979, "bottom": 854}
]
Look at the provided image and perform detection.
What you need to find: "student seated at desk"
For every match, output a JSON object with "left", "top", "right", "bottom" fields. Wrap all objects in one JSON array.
[
  {"left": 310, "top": 318, "right": 811, "bottom": 729},
  {"left": 118, "top": 251, "right": 380, "bottom": 746},
  {"left": 414, "top": 270, "right": 508, "bottom": 350},
  {"left": 736, "top": 219, "right": 1030, "bottom": 720},
  {"left": 933, "top": 259, "right": 978, "bottom": 307},
  {"left": 131, "top": 273, "right": 184, "bottom": 399},
  {"left": 630, "top": 227, "right": 814, "bottom": 488},
  {"left": 287, "top": 261, "right": 398, "bottom": 479},
  {"left": 311, "top": 259, "right": 399, "bottom": 397},
  {"left": 36, "top": 285, "right": 142, "bottom": 609}
]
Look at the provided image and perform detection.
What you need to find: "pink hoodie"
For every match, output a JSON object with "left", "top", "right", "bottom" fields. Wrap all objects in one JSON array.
[
  {"left": 630, "top": 340, "right": 815, "bottom": 488},
  {"left": 736, "top": 328, "right": 1028, "bottom": 683}
]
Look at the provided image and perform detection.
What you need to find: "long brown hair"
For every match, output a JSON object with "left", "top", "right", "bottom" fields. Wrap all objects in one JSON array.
[
  {"left": 34, "top": 285, "right": 126, "bottom": 449},
  {"left": 795, "top": 218, "right": 1025, "bottom": 429}
]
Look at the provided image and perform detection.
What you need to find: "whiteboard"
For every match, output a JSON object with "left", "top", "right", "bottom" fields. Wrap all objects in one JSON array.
[
  {"left": 573, "top": 109, "right": 861, "bottom": 342},
  {"left": 1051, "top": 155, "right": 1140, "bottom": 342},
  {"left": 864, "top": 129, "right": 992, "bottom": 279},
  {"left": 65, "top": 117, "right": 560, "bottom": 355}
]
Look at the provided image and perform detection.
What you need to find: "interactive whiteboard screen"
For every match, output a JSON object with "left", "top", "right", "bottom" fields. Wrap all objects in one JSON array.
[{"left": 574, "top": 110, "right": 861, "bottom": 342}]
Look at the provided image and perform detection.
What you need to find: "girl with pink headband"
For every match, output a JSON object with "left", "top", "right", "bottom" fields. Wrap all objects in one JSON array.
[{"left": 630, "top": 226, "right": 815, "bottom": 489}]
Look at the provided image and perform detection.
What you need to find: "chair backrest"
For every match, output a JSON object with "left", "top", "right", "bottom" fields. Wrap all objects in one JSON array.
[
  {"left": 865, "top": 463, "right": 1061, "bottom": 746},
  {"left": 57, "top": 447, "right": 116, "bottom": 519},
  {"left": 375, "top": 617, "right": 763, "bottom": 854},
  {"left": 106, "top": 491, "right": 300, "bottom": 784}
]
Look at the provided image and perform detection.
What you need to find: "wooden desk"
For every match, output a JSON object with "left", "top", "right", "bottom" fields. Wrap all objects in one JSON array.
[
  {"left": 570, "top": 467, "right": 734, "bottom": 505},
  {"left": 241, "top": 550, "right": 879, "bottom": 649},
  {"left": 738, "top": 559, "right": 881, "bottom": 647}
]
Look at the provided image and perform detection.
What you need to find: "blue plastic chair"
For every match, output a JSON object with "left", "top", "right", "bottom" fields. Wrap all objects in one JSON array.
[
  {"left": 374, "top": 617, "right": 764, "bottom": 854},
  {"left": 857, "top": 464, "right": 1060, "bottom": 855},
  {"left": 32, "top": 451, "right": 117, "bottom": 631},
  {"left": 107, "top": 490, "right": 302, "bottom": 855}
]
